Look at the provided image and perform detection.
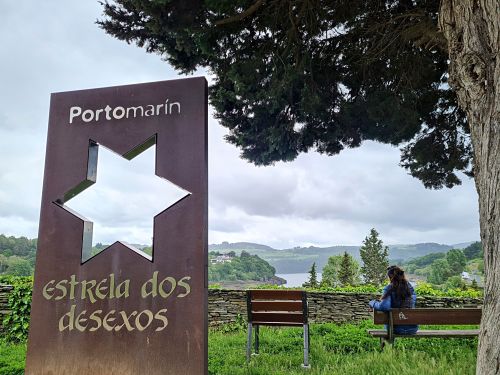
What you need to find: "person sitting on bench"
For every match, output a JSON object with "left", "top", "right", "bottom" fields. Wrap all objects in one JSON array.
[{"left": 369, "top": 265, "right": 418, "bottom": 335}]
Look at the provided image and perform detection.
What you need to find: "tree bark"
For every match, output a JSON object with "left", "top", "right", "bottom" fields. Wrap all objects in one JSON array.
[{"left": 439, "top": 1, "right": 500, "bottom": 374}]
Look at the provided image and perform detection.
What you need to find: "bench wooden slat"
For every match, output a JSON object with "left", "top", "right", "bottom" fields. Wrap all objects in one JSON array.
[
  {"left": 250, "top": 290, "right": 304, "bottom": 300},
  {"left": 251, "top": 312, "right": 305, "bottom": 324},
  {"left": 373, "top": 308, "right": 482, "bottom": 325},
  {"left": 368, "top": 329, "right": 480, "bottom": 338},
  {"left": 251, "top": 301, "right": 303, "bottom": 312},
  {"left": 252, "top": 321, "right": 304, "bottom": 327}
]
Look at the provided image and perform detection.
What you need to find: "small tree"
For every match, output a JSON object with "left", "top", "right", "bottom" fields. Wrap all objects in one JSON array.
[
  {"left": 446, "top": 249, "right": 467, "bottom": 275},
  {"left": 444, "top": 275, "right": 466, "bottom": 290},
  {"left": 321, "top": 255, "right": 342, "bottom": 287},
  {"left": 322, "top": 254, "right": 360, "bottom": 287},
  {"left": 359, "top": 229, "right": 389, "bottom": 285},
  {"left": 338, "top": 252, "right": 359, "bottom": 287},
  {"left": 428, "top": 259, "right": 452, "bottom": 285},
  {"left": 303, "top": 262, "right": 319, "bottom": 288}
]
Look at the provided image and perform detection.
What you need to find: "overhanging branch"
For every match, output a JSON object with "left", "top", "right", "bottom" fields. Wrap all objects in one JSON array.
[{"left": 215, "top": 0, "right": 264, "bottom": 26}]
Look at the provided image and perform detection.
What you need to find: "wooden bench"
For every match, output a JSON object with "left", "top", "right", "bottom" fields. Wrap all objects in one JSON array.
[
  {"left": 368, "top": 308, "right": 481, "bottom": 347},
  {"left": 246, "top": 290, "right": 310, "bottom": 368}
]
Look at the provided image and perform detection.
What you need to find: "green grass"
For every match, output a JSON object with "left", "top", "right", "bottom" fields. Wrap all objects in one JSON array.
[
  {"left": 0, "top": 321, "right": 477, "bottom": 375},
  {"left": 0, "top": 341, "right": 26, "bottom": 375},
  {"left": 209, "top": 321, "right": 478, "bottom": 375}
]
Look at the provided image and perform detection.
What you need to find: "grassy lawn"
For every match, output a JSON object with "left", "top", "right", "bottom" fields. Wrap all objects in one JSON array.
[
  {"left": 0, "top": 341, "right": 26, "bottom": 375},
  {"left": 0, "top": 321, "right": 477, "bottom": 375}
]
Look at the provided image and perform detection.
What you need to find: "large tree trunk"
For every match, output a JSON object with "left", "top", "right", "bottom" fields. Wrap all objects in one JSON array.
[{"left": 439, "top": 1, "right": 500, "bottom": 374}]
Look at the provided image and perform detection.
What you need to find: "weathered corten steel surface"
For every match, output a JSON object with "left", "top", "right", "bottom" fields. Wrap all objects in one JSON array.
[{"left": 26, "top": 77, "right": 208, "bottom": 375}]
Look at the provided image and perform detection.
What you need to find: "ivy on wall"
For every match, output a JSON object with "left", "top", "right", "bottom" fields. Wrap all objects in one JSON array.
[{"left": 1, "top": 276, "right": 32, "bottom": 343}]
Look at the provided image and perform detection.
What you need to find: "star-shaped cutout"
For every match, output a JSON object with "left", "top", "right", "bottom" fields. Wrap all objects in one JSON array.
[{"left": 57, "top": 137, "right": 190, "bottom": 263}]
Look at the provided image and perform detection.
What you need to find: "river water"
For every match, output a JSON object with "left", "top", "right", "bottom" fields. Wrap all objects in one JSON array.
[{"left": 276, "top": 273, "right": 323, "bottom": 287}]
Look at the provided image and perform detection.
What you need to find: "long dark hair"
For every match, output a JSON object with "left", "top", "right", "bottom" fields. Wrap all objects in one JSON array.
[{"left": 382, "top": 266, "right": 412, "bottom": 307}]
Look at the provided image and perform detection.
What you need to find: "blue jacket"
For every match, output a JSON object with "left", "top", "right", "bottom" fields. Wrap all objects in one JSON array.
[{"left": 369, "top": 284, "right": 418, "bottom": 334}]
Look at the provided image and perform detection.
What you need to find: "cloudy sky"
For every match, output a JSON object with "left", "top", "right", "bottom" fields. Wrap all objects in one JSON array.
[{"left": 0, "top": 1, "right": 480, "bottom": 249}]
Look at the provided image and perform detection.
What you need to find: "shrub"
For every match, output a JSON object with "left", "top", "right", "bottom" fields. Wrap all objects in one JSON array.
[
  {"left": 414, "top": 282, "right": 441, "bottom": 296},
  {"left": 317, "top": 285, "right": 380, "bottom": 294},
  {"left": 249, "top": 282, "right": 482, "bottom": 298},
  {"left": 415, "top": 282, "right": 481, "bottom": 299},
  {"left": 2, "top": 277, "right": 32, "bottom": 343}
]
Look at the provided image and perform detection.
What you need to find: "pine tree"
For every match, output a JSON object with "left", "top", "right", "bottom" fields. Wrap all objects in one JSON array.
[
  {"left": 304, "top": 262, "right": 318, "bottom": 289},
  {"left": 338, "top": 252, "right": 357, "bottom": 287},
  {"left": 360, "top": 229, "right": 389, "bottom": 285}
]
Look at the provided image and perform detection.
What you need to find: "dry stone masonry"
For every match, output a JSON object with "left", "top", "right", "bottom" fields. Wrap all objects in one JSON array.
[
  {"left": 0, "top": 284, "right": 13, "bottom": 333},
  {"left": 207, "top": 289, "right": 482, "bottom": 326},
  {"left": 0, "top": 285, "right": 483, "bottom": 330}
]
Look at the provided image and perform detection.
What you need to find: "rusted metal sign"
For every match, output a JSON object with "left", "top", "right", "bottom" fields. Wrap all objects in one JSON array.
[{"left": 26, "top": 77, "right": 208, "bottom": 375}]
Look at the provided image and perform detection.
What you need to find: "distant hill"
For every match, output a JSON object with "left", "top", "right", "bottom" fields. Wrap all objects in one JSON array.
[
  {"left": 450, "top": 241, "right": 476, "bottom": 249},
  {"left": 208, "top": 241, "right": 477, "bottom": 273},
  {"left": 0, "top": 233, "right": 478, "bottom": 277},
  {"left": 209, "top": 241, "right": 275, "bottom": 251}
]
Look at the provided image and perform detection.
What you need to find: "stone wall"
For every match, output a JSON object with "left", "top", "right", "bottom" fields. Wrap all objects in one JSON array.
[
  {"left": 0, "top": 285, "right": 483, "bottom": 330},
  {"left": 0, "top": 284, "right": 13, "bottom": 332},
  {"left": 208, "top": 290, "right": 248, "bottom": 326},
  {"left": 207, "top": 289, "right": 483, "bottom": 326}
]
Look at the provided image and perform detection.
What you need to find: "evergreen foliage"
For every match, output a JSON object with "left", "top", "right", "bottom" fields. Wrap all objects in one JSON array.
[
  {"left": 338, "top": 252, "right": 358, "bottom": 286},
  {"left": 322, "top": 253, "right": 359, "bottom": 287},
  {"left": 98, "top": 0, "right": 472, "bottom": 189},
  {"left": 303, "top": 262, "right": 319, "bottom": 288},
  {"left": 359, "top": 229, "right": 389, "bottom": 285}
]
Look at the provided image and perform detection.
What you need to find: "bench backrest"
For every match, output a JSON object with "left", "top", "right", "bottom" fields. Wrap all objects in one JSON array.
[
  {"left": 373, "top": 308, "right": 482, "bottom": 325},
  {"left": 247, "top": 290, "right": 308, "bottom": 326}
]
